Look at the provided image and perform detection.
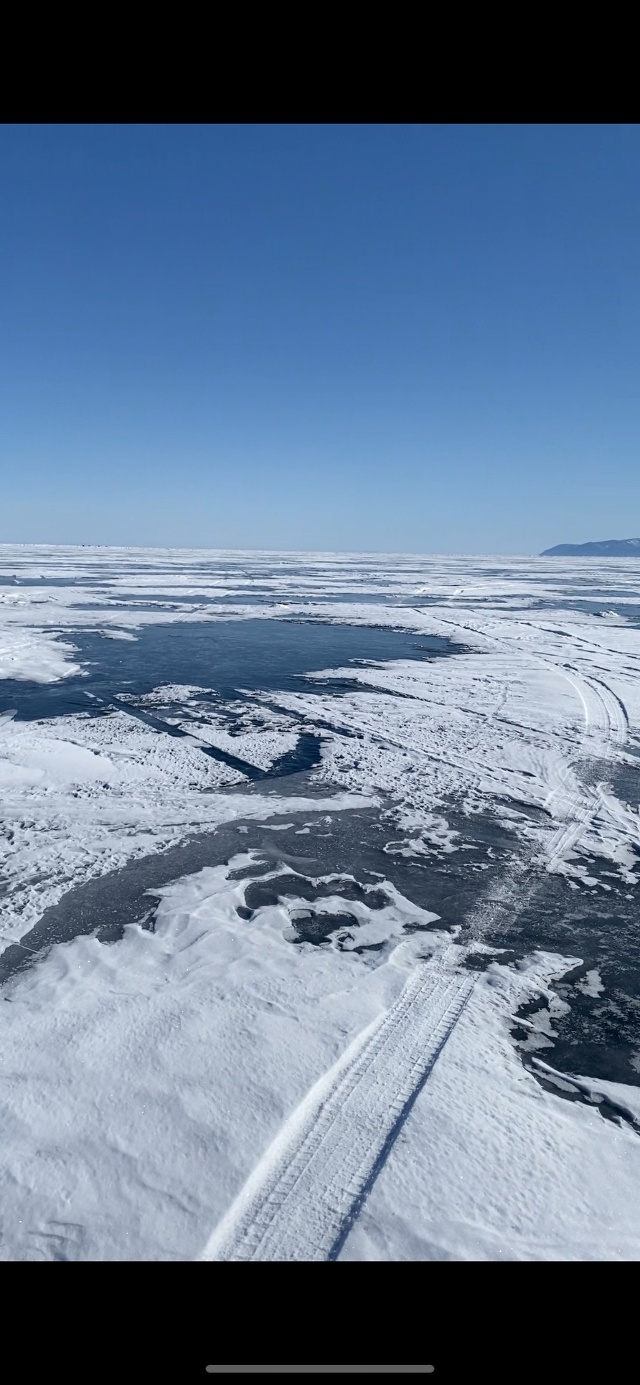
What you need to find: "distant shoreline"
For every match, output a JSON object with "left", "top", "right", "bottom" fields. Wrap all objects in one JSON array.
[{"left": 541, "top": 538, "right": 640, "bottom": 557}]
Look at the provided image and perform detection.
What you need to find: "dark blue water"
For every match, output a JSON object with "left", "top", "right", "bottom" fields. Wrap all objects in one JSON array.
[{"left": 0, "top": 618, "right": 462, "bottom": 720}]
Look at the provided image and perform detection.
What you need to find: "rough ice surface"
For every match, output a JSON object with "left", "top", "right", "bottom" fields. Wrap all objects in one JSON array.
[{"left": 1, "top": 545, "right": 640, "bottom": 1260}]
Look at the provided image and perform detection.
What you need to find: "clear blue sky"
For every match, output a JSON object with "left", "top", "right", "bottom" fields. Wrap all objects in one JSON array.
[{"left": 1, "top": 124, "right": 639, "bottom": 553}]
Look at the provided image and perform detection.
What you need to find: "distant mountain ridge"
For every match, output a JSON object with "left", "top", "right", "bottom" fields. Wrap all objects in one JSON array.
[{"left": 541, "top": 537, "right": 640, "bottom": 557}]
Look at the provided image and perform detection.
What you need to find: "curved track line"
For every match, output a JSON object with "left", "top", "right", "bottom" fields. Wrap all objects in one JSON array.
[
  {"left": 524, "top": 667, "right": 626, "bottom": 868},
  {"left": 552, "top": 666, "right": 628, "bottom": 748},
  {"left": 425, "top": 611, "right": 627, "bottom": 743},
  {"left": 582, "top": 675, "right": 629, "bottom": 742},
  {"left": 199, "top": 962, "right": 474, "bottom": 1262},
  {"left": 423, "top": 613, "right": 629, "bottom": 868}
]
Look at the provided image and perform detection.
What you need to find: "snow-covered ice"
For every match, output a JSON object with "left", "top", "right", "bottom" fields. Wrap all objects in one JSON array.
[{"left": 1, "top": 544, "right": 640, "bottom": 1260}]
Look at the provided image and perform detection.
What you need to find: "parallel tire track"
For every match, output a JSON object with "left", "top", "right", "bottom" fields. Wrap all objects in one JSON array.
[
  {"left": 423, "top": 612, "right": 629, "bottom": 869},
  {"left": 199, "top": 963, "right": 474, "bottom": 1262},
  {"left": 581, "top": 674, "right": 629, "bottom": 743}
]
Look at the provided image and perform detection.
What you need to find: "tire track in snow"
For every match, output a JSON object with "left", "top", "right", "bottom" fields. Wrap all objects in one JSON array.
[
  {"left": 422, "top": 612, "right": 628, "bottom": 869},
  {"left": 199, "top": 961, "right": 474, "bottom": 1262},
  {"left": 542, "top": 674, "right": 628, "bottom": 868},
  {"left": 422, "top": 610, "right": 626, "bottom": 742},
  {"left": 545, "top": 790, "right": 603, "bottom": 869},
  {"left": 582, "top": 674, "right": 628, "bottom": 743},
  {"left": 529, "top": 669, "right": 626, "bottom": 869},
  {"left": 555, "top": 666, "right": 628, "bottom": 746}
]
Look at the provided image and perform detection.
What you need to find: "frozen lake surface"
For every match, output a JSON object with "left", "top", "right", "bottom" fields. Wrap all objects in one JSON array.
[{"left": 1, "top": 545, "right": 640, "bottom": 1261}]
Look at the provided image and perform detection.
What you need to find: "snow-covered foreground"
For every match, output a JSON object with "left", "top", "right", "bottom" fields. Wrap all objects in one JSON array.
[{"left": 1, "top": 545, "right": 640, "bottom": 1260}]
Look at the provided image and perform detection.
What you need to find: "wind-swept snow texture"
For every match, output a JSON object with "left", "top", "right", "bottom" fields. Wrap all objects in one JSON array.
[
  {"left": 1, "top": 545, "right": 640, "bottom": 1261},
  {"left": 200, "top": 958, "right": 474, "bottom": 1262}
]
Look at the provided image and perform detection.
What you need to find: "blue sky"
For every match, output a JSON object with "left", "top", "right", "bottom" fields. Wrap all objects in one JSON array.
[{"left": 1, "top": 124, "right": 639, "bottom": 553}]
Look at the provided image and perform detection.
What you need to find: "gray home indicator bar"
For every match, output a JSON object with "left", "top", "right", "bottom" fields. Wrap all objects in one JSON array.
[{"left": 205, "top": 1369, "right": 435, "bottom": 1375}]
